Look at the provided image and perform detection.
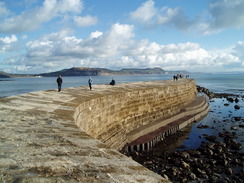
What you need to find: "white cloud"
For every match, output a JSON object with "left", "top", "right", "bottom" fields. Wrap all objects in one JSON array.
[
  {"left": 156, "top": 7, "right": 179, "bottom": 25},
  {"left": 130, "top": 0, "right": 244, "bottom": 35},
  {"left": 57, "top": 0, "right": 82, "bottom": 13},
  {"left": 208, "top": 0, "right": 244, "bottom": 29},
  {"left": 2, "top": 22, "right": 243, "bottom": 73},
  {"left": 3, "top": 23, "right": 135, "bottom": 73},
  {"left": 130, "top": 0, "right": 157, "bottom": 24},
  {"left": 0, "top": 35, "right": 17, "bottom": 44},
  {"left": 0, "top": 0, "right": 83, "bottom": 33},
  {"left": 89, "top": 31, "right": 103, "bottom": 39},
  {"left": 232, "top": 41, "right": 244, "bottom": 62},
  {"left": 0, "top": 35, "right": 18, "bottom": 52},
  {"left": 74, "top": 15, "right": 97, "bottom": 27},
  {"left": 197, "top": 0, "right": 244, "bottom": 35},
  {"left": 129, "top": 0, "right": 192, "bottom": 30}
]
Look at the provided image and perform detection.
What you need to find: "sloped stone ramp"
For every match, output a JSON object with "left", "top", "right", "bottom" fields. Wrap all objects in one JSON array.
[{"left": 0, "top": 84, "right": 170, "bottom": 183}]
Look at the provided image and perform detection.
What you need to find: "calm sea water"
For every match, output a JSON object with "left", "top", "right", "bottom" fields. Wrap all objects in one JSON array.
[{"left": 1, "top": 73, "right": 244, "bottom": 98}]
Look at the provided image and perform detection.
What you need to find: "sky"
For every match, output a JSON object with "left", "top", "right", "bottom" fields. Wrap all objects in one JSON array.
[{"left": 0, "top": 0, "right": 244, "bottom": 74}]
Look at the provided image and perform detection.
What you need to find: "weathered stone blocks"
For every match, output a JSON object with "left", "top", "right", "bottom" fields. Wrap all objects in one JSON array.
[{"left": 75, "top": 79, "right": 197, "bottom": 150}]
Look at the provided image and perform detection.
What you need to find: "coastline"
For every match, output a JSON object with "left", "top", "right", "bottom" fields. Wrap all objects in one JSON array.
[
  {"left": 126, "top": 89, "right": 244, "bottom": 182},
  {"left": 1, "top": 74, "right": 243, "bottom": 182}
]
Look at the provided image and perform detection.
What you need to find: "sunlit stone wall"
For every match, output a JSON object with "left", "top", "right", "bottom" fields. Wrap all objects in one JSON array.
[{"left": 74, "top": 79, "right": 197, "bottom": 150}]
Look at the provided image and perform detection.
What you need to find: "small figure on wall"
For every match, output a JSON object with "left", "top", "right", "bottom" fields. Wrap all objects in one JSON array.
[
  {"left": 88, "top": 77, "right": 93, "bottom": 90},
  {"left": 57, "top": 75, "right": 62, "bottom": 92}
]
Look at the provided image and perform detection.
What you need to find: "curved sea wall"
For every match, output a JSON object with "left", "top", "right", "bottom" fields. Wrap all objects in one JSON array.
[
  {"left": 74, "top": 79, "right": 197, "bottom": 150},
  {"left": 0, "top": 79, "right": 198, "bottom": 182}
]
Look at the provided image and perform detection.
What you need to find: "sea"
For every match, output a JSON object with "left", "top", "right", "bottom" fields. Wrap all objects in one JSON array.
[
  {"left": 0, "top": 73, "right": 243, "bottom": 151},
  {"left": 1, "top": 73, "right": 244, "bottom": 98}
]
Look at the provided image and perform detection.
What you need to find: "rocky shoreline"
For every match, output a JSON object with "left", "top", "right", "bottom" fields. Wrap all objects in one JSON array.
[
  {"left": 125, "top": 86, "right": 244, "bottom": 182},
  {"left": 128, "top": 132, "right": 243, "bottom": 182},
  {"left": 196, "top": 85, "right": 244, "bottom": 99}
]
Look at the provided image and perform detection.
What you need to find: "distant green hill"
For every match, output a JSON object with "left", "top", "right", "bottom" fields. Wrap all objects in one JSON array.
[{"left": 38, "top": 67, "right": 167, "bottom": 76}]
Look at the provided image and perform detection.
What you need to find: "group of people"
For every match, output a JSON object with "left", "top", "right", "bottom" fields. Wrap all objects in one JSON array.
[
  {"left": 56, "top": 75, "right": 115, "bottom": 92},
  {"left": 173, "top": 74, "right": 190, "bottom": 81},
  {"left": 57, "top": 74, "right": 191, "bottom": 91}
]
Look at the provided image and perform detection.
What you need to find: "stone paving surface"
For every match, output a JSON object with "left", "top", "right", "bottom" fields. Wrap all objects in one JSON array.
[{"left": 0, "top": 82, "right": 170, "bottom": 183}]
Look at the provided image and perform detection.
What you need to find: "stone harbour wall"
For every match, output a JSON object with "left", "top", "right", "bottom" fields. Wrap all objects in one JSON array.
[
  {"left": 0, "top": 78, "right": 197, "bottom": 183},
  {"left": 74, "top": 79, "right": 197, "bottom": 150}
]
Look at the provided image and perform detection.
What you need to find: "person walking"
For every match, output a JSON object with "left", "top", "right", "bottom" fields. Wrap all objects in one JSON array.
[
  {"left": 88, "top": 77, "right": 93, "bottom": 90},
  {"left": 57, "top": 75, "right": 62, "bottom": 92}
]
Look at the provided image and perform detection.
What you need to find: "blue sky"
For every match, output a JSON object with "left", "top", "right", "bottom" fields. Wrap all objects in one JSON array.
[{"left": 0, "top": 0, "right": 244, "bottom": 74}]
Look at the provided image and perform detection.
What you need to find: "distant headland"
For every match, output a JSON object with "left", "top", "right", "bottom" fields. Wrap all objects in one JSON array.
[
  {"left": 0, "top": 71, "right": 37, "bottom": 78},
  {"left": 0, "top": 67, "right": 190, "bottom": 78}
]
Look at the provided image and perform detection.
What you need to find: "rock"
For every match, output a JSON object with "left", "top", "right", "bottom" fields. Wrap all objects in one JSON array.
[
  {"left": 233, "top": 116, "right": 241, "bottom": 121},
  {"left": 232, "top": 158, "right": 240, "bottom": 165},
  {"left": 226, "top": 168, "right": 233, "bottom": 175},
  {"left": 207, "top": 149, "right": 214, "bottom": 156},
  {"left": 220, "top": 153, "right": 227, "bottom": 160},
  {"left": 189, "top": 172, "right": 197, "bottom": 180},
  {"left": 227, "top": 97, "right": 234, "bottom": 102},
  {"left": 180, "top": 177, "right": 188, "bottom": 183},
  {"left": 197, "top": 125, "right": 209, "bottom": 128},
  {"left": 213, "top": 173, "right": 222, "bottom": 179},
  {"left": 235, "top": 98, "right": 239, "bottom": 103},
  {"left": 188, "top": 150, "right": 201, "bottom": 158},
  {"left": 196, "top": 85, "right": 215, "bottom": 98},
  {"left": 196, "top": 168, "right": 206, "bottom": 176},
  {"left": 181, "top": 161, "right": 190, "bottom": 169},
  {"left": 172, "top": 159, "right": 181, "bottom": 166},
  {"left": 209, "top": 175, "right": 219, "bottom": 182},
  {"left": 209, "top": 159, "right": 217, "bottom": 166},
  {"left": 171, "top": 167, "right": 178, "bottom": 176},
  {"left": 145, "top": 161, "right": 153, "bottom": 165},
  {"left": 179, "top": 152, "right": 190, "bottom": 159},
  {"left": 234, "top": 105, "right": 240, "bottom": 110},
  {"left": 219, "top": 131, "right": 237, "bottom": 139},
  {"left": 215, "top": 146, "right": 223, "bottom": 153},
  {"left": 222, "top": 160, "right": 228, "bottom": 166},
  {"left": 218, "top": 142, "right": 226, "bottom": 148},
  {"left": 239, "top": 124, "right": 244, "bottom": 128},
  {"left": 162, "top": 174, "right": 169, "bottom": 180},
  {"left": 231, "top": 142, "right": 242, "bottom": 150},
  {"left": 205, "top": 135, "right": 217, "bottom": 142}
]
